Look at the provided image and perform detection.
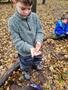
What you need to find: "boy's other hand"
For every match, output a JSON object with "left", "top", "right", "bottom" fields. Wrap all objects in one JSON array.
[
  {"left": 31, "top": 47, "right": 42, "bottom": 57},
  {"left": 31, "top": 47, "right": 36, "bottom": 57},
  {"left": 34, "top": 51, "right": 42, "bottom": 56},
  {"left": 35, "top": 42, "right": 42, "bottom": 52}
]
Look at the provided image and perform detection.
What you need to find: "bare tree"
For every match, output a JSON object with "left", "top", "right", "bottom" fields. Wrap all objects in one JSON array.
[
  {"left": 32, "top": 0, "right": 37, "bottom": 12},
  {"left": 42, "top": 0, "right": 46, "bottom": 4},
  {"left": 8, "top": 0, "right": 11, "bottom": 2}
]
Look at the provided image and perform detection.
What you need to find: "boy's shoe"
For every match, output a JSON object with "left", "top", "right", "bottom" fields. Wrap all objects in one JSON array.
[
  {"left": 22, "top": 71, "right": 30, "bottom": 80},
  {"left": 36, "top": 64, "right": 43, "bottom": 71},
  {"left": 51, "top": 34, "right": 66, "bottom": 40},
  {"left": 36, "top": 62, "right": 43, "bottom": 71}
]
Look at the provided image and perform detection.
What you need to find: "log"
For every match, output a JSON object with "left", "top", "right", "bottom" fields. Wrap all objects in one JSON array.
[
  {"left": 0, "top": 61, "right": 20, "bottom": 86},
  {"left": 10, "top": 84, "right": 22, "bottom": 90}
]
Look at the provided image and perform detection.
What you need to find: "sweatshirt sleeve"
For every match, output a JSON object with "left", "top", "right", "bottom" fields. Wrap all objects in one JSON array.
[
  {"left": 35, "top": 15, "right": 44, "bottom": 43},
  {"left": 8, "top": 20, "right": 33, "bottom": 54},
  {"left": 54, "top": 21, "right": 65, "bottom": 35}
]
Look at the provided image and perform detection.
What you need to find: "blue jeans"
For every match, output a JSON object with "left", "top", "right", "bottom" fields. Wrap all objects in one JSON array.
[{"left": 18, "top": 54, "right": 42, "bottom": 72}]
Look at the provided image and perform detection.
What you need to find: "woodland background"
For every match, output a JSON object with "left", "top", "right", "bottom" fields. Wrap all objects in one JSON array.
[{"left": 0, "top": 0, "right": 68, "bottom": 90}]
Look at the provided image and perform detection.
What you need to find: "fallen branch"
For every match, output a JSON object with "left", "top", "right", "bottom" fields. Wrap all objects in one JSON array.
[{"left": 0, "top": 61, "right": 20, "bottom": 86}]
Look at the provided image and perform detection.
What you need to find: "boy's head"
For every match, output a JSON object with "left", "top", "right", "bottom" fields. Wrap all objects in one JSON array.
[
  {"left": 12, "top": 0, "right": 33, "bottom": 16},
  {"left": 61, "top": 12, "right": 68, "bottom": 24}
]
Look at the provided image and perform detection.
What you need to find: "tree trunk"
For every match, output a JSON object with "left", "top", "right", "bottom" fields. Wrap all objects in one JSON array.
[
  {"left": 42, "top": 0, "right": 46, "bottom": 4},
  {"left": 32, "top": 0, "right": 37, "bottom": 13},
  {"left": 8, "top": 0, "right": 11, "bottom": 2}
]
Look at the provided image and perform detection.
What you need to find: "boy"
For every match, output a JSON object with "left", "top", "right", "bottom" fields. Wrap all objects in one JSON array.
[
  {"left": 8, "top": 0, "right": 44, "bottom": 80},
  {"left": 53, "top": 12, "right": 68, "bottom": 39}
]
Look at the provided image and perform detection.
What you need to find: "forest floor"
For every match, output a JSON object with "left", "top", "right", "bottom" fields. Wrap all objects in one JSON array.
[{"left": 0, "top": 0, "right": 68, "bottom": 90}]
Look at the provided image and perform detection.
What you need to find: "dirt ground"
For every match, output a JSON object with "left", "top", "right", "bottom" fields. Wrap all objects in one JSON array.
[{"left": 0, "top": 0, "right": 68, "bottom": 90}]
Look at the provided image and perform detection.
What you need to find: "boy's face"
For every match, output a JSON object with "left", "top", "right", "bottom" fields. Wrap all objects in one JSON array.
[
  {"left": 16, "top": 2, "right": 32, "bottom": 16},
  {"left": 62, "top": 19, "right": 68, "bottom": 24}
]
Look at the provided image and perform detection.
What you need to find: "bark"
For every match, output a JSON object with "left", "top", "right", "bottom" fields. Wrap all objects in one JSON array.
[
  {"left": 42, "top": 0, "right": 46, "bottom": 4},
  {"left": 0, "top": 61, "right": 20, "bottom": 86},
  {"left": 32, "top": 0, "right": 37, "bottom": 12}
]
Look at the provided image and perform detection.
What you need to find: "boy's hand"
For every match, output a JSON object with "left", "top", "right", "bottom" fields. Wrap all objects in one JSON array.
[
  {"left": 31, "top": 47, "right": 42, "bottom": 57},
  {"left": 35, "top": 42, "right": 42, "bottom": 52},
  {"left": 34, "top": 51, "right": 42, "bottom": 56},
  {"left": 66, "top": 32, "right": 68, "bottom": 34},
  {"left": 31, "top": 47, "right": 36, "bottom": 57}
]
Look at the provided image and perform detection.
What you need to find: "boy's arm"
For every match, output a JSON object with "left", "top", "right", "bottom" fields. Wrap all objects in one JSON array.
[
  {"left": 35, "top": 15, "right": 44, "bottom": 52},
  {"left": 8, "top": 23, "right": 33, "bottom": 54},
  {"left": 35, "top": 15, "right": 44, "bottom": 45}
]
